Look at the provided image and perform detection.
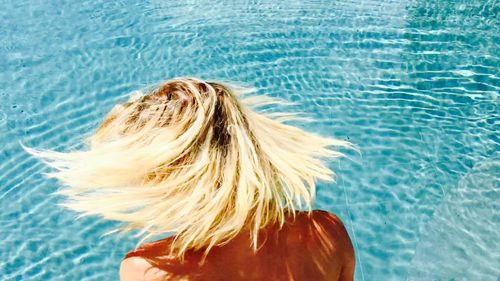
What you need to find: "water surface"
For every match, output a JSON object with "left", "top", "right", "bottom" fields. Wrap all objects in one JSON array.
[{"left": 0, "top": 0, "right": 498, "bottom": 280}]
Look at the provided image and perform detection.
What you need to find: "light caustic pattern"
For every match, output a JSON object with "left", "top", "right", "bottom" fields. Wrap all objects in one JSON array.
[{"left": 0, "top": 0, "right": 498, "bottom": 280}]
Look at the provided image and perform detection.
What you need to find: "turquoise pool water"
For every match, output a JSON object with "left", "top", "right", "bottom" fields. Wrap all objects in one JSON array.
[{"left": 1, "top": 0, "right": 498, "bottom": 280}]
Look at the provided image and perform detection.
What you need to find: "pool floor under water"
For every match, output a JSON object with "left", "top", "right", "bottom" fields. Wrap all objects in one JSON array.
[{"left": 0, "top": 0, "right": 498, "bottom": 280}]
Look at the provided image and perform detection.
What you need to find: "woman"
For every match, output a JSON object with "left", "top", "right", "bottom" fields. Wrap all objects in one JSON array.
[{"left": 24, "top": 77, "right": 355, "bottom": 280}]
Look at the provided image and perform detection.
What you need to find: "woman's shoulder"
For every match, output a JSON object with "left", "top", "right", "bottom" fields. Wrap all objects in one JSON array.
[
  {"left": 120, "top": 237, "right": 174, "bottom": 281},
  {"left": 311, "top": 209, "right": 346, "bottom": 226},
  {"left": 289, "top": 209, "right": 353, "bottom": 255},
  {"left": 119, "top": 210, "right": 354, "bottom": 281},
  {"left": 310, "top": 209, "right": 355, "bottom": 276},
  {"left": 120, "top": 256, "right": 168, "bottom": 281},
  {"left": 292, "top": 209, "right": 346, "bottom": 229},
  {"left": 308, "top": 209, "right": 351, "bottom": 240},
  {"left": 280, "top": 209, "right": 351, "bottom": 247},
  {"left": 124, "top": 236, "right": 174, "bottom": 258},
  {"left": 299, "top": 209, "right": 355, "bottom": 276}
]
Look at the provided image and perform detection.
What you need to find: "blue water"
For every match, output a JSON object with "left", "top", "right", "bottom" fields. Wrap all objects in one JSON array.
[{"left": 1, "top": 0, "right": 498, "bottom": 280}]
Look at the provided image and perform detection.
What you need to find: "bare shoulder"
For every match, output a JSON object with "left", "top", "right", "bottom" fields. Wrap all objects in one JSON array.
[
  {"left": 310, "top": 209, "right": 347, "bottom": 230},
  {"left": 309, "top": 209, "right": 352, "bottom": 246},
  {"left": 291, "top": 209, "right": 349, "bottom": 237},
  {"left": 120, "top": 257, "right": 168, "bottom": 281},
  {"left": 310, "top": 209, "right": 355, "bottom": 280}
]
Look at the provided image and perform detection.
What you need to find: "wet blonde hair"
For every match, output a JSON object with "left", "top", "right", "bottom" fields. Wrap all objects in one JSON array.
[{"left": 22, "top": 77, "right": 352, "bottom": 258}]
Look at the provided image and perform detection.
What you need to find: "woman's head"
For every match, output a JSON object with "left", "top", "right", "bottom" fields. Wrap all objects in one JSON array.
[
  {"left": 23, "top": 77, "right": 353, "bottom": 258},
  {"left": 90, "top": 78, "right": 235, "bottom": 148}
]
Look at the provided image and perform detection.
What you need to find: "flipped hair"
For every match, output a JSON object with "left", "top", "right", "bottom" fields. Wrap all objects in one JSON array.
[{"left": 22, "top": 77, "right": 352, "bottom": 258}]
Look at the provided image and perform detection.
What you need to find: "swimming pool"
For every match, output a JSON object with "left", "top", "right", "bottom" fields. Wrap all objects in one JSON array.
[{"left": 1, "top": 0, "right": 498, "bottom": 280}]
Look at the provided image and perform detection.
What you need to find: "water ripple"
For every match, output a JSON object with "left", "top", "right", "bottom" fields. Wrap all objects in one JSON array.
[{"left": 1, "top": 0, "right": 498, "bottom": 280}]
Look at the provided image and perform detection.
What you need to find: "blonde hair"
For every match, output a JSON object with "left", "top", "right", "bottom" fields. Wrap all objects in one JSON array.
[{"left": 22, "top": 77, "right": 352, "bottom": 258}]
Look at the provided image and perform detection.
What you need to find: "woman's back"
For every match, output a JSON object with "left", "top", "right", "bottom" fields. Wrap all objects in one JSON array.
[
  {"left": 121, "top": 210, "right": 355, "bottom": 281},
  {"left": 24, "top": 78, "right": 355, "bottom": 281}
]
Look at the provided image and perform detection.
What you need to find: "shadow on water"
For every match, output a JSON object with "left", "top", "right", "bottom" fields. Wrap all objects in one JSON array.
[
  {"left": 401, "top": 1, "right": 499, "bottom": 280},
  {"left": 0, "top": 0, "right": 498, "bottom": 280},
  {"left": 408, "top": 155, "right": 500, "bottom": 280}
]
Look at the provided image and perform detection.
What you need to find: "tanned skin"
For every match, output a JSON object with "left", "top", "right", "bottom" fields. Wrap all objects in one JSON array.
[{"left": 120, "top": 210, "right": 355, "bottom": 281}]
